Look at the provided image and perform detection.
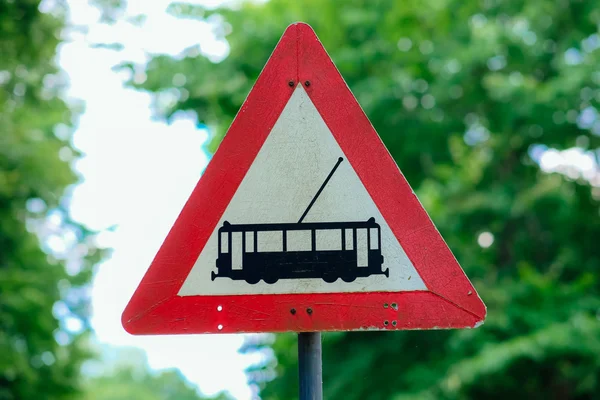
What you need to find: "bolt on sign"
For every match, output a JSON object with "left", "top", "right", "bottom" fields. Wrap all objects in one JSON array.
[{"left": 122, "top": 23, "right": 486, "bottom": 335}]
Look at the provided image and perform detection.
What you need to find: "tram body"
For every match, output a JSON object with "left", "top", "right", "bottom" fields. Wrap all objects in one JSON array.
[{"left": 212, "top": 217, "right": 388, "bottom": 284}]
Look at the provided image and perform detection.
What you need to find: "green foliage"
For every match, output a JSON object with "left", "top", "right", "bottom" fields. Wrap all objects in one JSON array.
[
  {"left": 127, "top": 0, "right": 600, "bottom": 399},
  {"left": 87, "top": 369, "right": 203, "bottom": 400},
  {"left": 84, "top": 346, "right": 232, "bottom": 400},
  {"left": 0, "top": 1, "right": 104, "bottom": 398}
]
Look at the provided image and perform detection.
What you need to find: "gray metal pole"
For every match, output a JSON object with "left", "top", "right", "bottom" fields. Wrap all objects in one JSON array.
[{"left": 298, "top": 332, "right": 323, "bottom": 400}]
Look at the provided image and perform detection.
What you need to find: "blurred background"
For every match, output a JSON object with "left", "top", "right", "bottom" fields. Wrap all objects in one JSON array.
[{"left": 1, "top": 0, "right": 599, "bottom": 399}]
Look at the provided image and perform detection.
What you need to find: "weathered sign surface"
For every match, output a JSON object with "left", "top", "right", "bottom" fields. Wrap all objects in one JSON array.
[{"left": 122, "top": 23, "right": 486, "bottom": 335}]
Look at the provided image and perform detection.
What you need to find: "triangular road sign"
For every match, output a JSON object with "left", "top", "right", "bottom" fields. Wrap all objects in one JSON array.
[{"left": 122, "top": 22, "right": 486, "bottom": 335}]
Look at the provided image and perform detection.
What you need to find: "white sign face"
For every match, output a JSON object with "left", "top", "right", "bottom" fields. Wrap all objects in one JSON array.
[{"left": 178, "top": 86, "right": 427, "bottom": 296}]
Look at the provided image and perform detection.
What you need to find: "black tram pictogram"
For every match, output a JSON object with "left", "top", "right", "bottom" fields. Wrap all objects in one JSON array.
[{"left": 211, "top": 157, "right": 389, "bottom": 284}]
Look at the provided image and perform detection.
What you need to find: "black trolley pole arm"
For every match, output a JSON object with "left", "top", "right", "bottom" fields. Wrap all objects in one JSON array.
[{"left": 297, "top": 157, "right": 344, "bottom": 224}]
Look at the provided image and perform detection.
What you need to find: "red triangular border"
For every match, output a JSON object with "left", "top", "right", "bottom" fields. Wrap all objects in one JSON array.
[{"left": 122, "top": 23, "right": 486, "bottom": 335}]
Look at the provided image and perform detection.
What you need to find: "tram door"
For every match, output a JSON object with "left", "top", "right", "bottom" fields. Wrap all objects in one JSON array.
[
  {"left": 231, "top": 232, "right": 243, "bottom": 270},
  {"left": 356, "top": 228, "right": 368, "bottom": 267}
]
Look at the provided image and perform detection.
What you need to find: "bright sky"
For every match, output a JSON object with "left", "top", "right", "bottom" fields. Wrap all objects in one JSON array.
[{"left": 57, "top": 1, "right": 255, "bottom": 399}]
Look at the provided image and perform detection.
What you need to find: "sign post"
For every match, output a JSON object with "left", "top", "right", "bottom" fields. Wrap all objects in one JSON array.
[
  {"left": 122, "top": 22, "right": 486, "bottom": 397},
  {"left": 298, "top": 332, "right": 322, "bottom": 400}
]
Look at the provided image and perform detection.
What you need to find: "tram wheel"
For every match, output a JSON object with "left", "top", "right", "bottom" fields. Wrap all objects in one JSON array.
[
  {"left": 341, "top": 275, "right": 356, "bottom": 283},
  {"left": 245, "top": 276, "right": 261, "bottom": 284},
  {"left": 323, "top": 275, "right": 338, "bottom": 283},
  {"left": 264, "top": 276, "right": 279, "bottom": 284}
]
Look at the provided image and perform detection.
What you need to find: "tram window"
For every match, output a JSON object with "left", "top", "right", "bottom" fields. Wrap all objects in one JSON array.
[
  {"left": 370, "top": 228, "right": 379, "bottom": 250},
  {"left": 220, "top": 232, "right": 229, "bottom": 253},
  {"left": 287, "top": 230, "right": 311, "bottom": 251},
  {"left": 345, "top": 229, "right": 353, "bottom": 250},
  {"left": 232, "top": 232, "right": 243, "bottom": 270},
  {"left": 356, "top": 229, "right": 368, "bottom": 267},
  {"left": 316, "top": 229, "right": 342, "bottom": 251},
  {"left": 245, "top": 232, "right": 254, "bottom": 252},
  {"left": 257, "top": 231, "right": 283, "bottom": 252}
]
